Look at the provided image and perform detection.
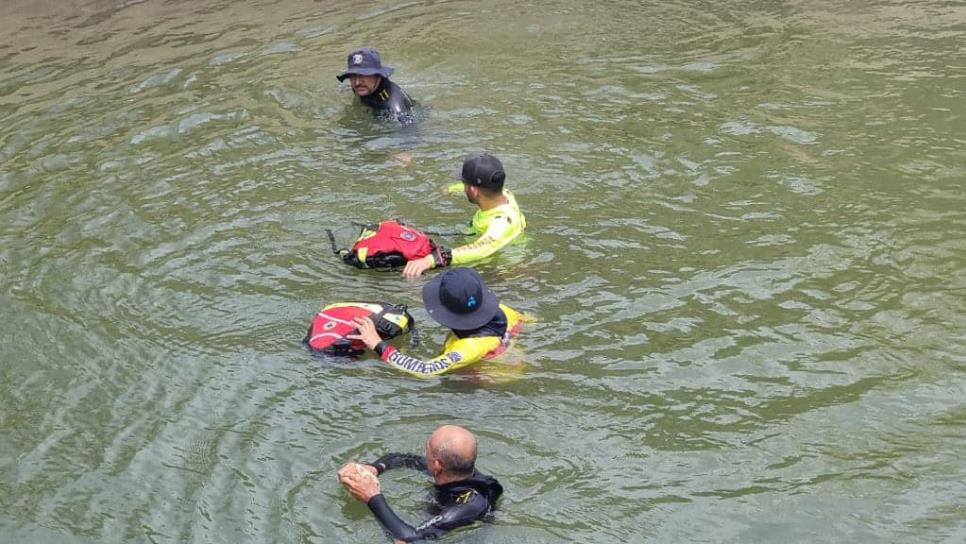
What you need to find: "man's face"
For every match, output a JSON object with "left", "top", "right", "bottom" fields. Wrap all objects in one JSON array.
[
  {"left": 349, "top": 74, "right": 381, "bottom": 97},
  {"left": 463, "top": 182, "right": 478, "bottom": 205},
  {"left": 425, "top": 437, "right": 442, "bottom": 477}
]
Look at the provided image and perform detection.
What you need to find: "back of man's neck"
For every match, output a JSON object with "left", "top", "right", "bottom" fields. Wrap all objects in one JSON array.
[
  {"left": 435, "top": 471, "right": 472, "bottom": 486},
  {"left": 477, "top": 193, "right": 508, "bottom": 211}
]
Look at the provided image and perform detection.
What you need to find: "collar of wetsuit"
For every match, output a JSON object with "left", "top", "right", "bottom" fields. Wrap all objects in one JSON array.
[
  {"left": 361, "top": 77, "right": 390, "bottom": 105},
  {"left": 435, "top": 472, "right": 504, "bottom": 504}
]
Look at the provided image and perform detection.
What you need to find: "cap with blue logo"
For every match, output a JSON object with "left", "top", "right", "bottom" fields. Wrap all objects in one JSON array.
[
  {"left": 422, "top": 267, "right": 500, "bottom": 330},
  {"left": 337, "top": 47, "right": 394, "bottom": 82}
]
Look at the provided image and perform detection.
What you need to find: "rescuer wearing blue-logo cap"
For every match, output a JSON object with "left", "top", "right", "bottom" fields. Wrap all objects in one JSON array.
[{"left": 348, "top": 267, "right": 524, "bottom": 376}]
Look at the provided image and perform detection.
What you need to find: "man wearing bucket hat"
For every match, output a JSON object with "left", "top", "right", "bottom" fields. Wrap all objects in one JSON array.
[
  {"left": 337, "top": 47, "right": 414, "bottom": 124},
  {"left": 401, "top": 153, "right": 526, "bottom": 278},
  {"left": 348, "top": 267, "right": 523, "bottom": 376}
]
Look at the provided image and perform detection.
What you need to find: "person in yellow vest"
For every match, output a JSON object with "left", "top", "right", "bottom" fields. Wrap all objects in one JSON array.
[
  {"left": 348, "top": 268, "right": 523, "bottom": 377},
  {"left": 402, "top": 153, "right": 526, "bottom": 278}
]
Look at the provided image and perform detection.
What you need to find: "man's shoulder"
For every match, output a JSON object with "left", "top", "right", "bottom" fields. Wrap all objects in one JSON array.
[
  {"left": 481, "top": 196, "right": 525, "bottom": 233},
  {"left": 480, "top": 195, "right": 523, "bottom": 220},
  {"left": 499, "top": 304, "right": 522, "bottom": 323},
  {"left": 385, "top": 79, "right": 413, "bottom": 105},
  {"left": 452, "top": 473, "right": 503, "bottom": 504},
  {"left": 442, "top": 483, "right": 495, "bottom": 514},
  {"left": 385, "top": 78, "right": 407, "bottom": 92},
  {"left": 500, "top": 191, "right": 524, "bottom": 216}
]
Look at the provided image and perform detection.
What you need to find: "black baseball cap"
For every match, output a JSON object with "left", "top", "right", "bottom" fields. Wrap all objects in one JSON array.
[
  {"left": 422, "top": 267, "right": 500, "bottom": 330},
  {"left": 337, "top": 48, "right": 394, "bottom": 82},
  {"left": 452, "top": 153, "right": 506, "bottom": 188}
]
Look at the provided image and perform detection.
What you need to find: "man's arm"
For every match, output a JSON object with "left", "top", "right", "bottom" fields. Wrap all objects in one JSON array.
[
  {"left": 369, "top": 453, "right": 427, "bottom": 475},
  {"left": 400, "top": 216, "right": 513, "bottom": 278},
  {"left": 376, "top": 340, "right": 494, "bottom": 377},
  {"left": 401, "top": 246, "right": 447, "bottom": 278},
  {"left": 447, "top": 214, "right": 516, "bottom": 265},
  {"left": 367, "top": 491, "right": 489, "bottom": 542},
  {"left": 348, "top": 316, "right": 498, "bottom": 377}
]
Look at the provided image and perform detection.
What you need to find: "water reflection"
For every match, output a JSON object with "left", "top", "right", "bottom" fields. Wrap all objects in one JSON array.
[{"left": 2, "top": 0, "right": 965, "bottom": 542}]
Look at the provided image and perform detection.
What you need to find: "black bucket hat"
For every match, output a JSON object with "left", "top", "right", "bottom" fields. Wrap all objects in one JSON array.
[
  {"left": 336, "top": 48, "right": 394, "bottom": 82},
  {"left": 422, "top": 268, "right": 500, "bottom": 330}
]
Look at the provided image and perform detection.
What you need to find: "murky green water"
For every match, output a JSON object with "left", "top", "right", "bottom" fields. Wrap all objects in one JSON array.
[{"left": 2, "top": 0, "right": 965, "bottom": 542}]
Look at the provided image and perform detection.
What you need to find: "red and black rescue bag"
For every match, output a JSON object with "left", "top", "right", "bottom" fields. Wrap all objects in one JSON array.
[
  {"left": 303, "top": 302, "right": 415, "bottom": 356},
  {"left": 329, "top": 220, "right": 435, "bottom": 269}
]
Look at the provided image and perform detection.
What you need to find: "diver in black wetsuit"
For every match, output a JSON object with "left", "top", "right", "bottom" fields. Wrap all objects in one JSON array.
[
  {"left": 337, "top": 425, "right": 503, "bottom": 542},
  {"left": 337, "top": 47, "right": 415, "bottom": 124}
]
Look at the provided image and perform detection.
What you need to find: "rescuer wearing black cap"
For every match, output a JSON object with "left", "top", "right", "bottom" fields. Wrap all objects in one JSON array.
[
  {"left": 402, "top": 153, "right": 527, "bottom": 278},
  {"left": 337, "top": 47, "right": 415, "bottom": 124},
  {"left": 348, "top": 267, "right": 523, "bottom": 377}
]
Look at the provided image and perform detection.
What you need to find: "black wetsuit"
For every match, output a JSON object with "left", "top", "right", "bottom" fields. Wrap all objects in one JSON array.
[
  {"left": 367, "top": 453, "right": 503, "bottom": 542},
  {"left": 360, "top": 78, "right": 415, "bottom": 124}
]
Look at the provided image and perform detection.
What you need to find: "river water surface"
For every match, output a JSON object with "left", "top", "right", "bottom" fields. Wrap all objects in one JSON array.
[{"left": 2, "top": 0, "right": 965, "bottom": 542}]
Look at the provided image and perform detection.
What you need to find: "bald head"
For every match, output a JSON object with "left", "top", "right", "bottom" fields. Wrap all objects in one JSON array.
[{"left": 428, "top": 425, "right": 477, "bottom": 477}]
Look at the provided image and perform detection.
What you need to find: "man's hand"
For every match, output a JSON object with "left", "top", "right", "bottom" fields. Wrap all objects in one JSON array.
[
  {"left": 337, "top": 462, "right": 382, "bottom": 503},
  {"left": 392, "top": 151, "right": 413, "bottom": 167},
  {"left": 347, "top": 317, "right": 382, "bottom": 350},
  {"left": 402, "top": 254, "right": 434, "bottom": 278}
]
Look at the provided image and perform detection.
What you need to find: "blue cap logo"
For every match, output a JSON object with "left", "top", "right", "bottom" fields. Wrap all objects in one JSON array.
[{"left": 466, "top": 295, "right": 477, "bottom": 308}]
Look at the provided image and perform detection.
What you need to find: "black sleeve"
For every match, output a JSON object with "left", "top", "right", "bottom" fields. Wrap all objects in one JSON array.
[
  {"left": 432, "top": 246, "right": 451, "bottom": 268},
  {"left": 369, "top": 453, "right": 427, "bottom": 475},
  {"left": 367, "top": 492, "right": 489, "bottom": 542}
]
